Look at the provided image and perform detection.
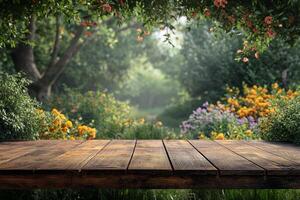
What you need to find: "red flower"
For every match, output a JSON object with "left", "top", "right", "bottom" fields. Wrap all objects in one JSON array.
[
  {"left": 102, "top": 3, "right": 112, "bottom": 13},
  {"left": 191, "top": 11, "right": 197, "bottom": 18},
  {"left": 264, "top": 16, "right": 273, "bottom": 25},
  {"left": 204, "top": 8, "right": 211, "bottom": 17},
  {"left": 266, "top": 28, "right": 276, "bottom": 38},
  {"left": 214, "top": 0, "right": 228, "bottom": 8}
]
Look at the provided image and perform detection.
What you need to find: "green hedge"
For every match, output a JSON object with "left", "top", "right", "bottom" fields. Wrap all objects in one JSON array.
[
  {"left": 0, "top": 73, "right": 42, "bottom": 140},
  {"left": 260, "top": 95, "right": 300, "bottom": 145}
]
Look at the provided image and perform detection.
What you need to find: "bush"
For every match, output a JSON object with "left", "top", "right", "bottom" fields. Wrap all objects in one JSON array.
[
  {"left": 46, "top": 89, "right": 134, "bottom": 138},
  {"left": 180, "top": 83, "right": 299, "bottom": 140},
  {"left": 180, "top": 102, "right": 258, "bottom": 140},
  {"left": 121, "top": 121, "right": 182, "bottom": 139},
  {"left": 260, "top": 95, "right": 300, "bottom": 145},
  {"left": 0, "top": 73, "right": 42, "bottom": 140},
  {"left": 38, "top": 108, "right": 96, "bottom": 140}
]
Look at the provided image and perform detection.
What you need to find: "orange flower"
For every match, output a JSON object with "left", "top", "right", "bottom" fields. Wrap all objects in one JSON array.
[{"left": 61, "top": 127, "right": 68, "bottom": 133}]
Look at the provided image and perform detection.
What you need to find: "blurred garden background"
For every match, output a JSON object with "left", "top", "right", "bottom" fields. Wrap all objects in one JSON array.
[{"left": 1, "top": 1, "right": 300, "bottom": 199}]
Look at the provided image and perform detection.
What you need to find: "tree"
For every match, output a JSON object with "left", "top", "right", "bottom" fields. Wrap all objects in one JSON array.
[
  {"left": 1, "top": 1, "right": 300, "bottom": 101},
  {"left": 53, "top": 22, "right": 145, "bottom": 93},
  {"left": 178, "top": 21, "right": 300, "bottom": 102},
  {"left": 1, "top": 0, "right": 300, "bottom": 50},
  {"left": 6, "top": 14, "right": 138, "bottom": 101}
]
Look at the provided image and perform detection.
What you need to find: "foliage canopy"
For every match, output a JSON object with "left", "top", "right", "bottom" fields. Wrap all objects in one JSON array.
[{"left": 1, "top": 0, "right": 300, "bottom": 52}]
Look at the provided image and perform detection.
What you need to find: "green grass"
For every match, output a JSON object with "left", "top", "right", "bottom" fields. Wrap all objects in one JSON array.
[{"left": 1, "top": 189, "right": 299, "bottom": 200}]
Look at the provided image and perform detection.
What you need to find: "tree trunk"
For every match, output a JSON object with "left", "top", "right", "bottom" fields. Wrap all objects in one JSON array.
[
  {"left": 10, "top": 15, "right": 85, "bottom": 102},
  {"left": 11, "top": 16, "right": 41, "bottom": 82}
]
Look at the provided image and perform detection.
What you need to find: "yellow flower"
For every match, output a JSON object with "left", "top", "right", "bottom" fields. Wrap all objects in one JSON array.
[
  {"left": 198, "top": 132, "right": 206, "bottom": 139},
  {"left": 138, "top": 118, "right": 145, "bottom": 125},
  {"left": 65, "top": 120, "right": 73, "bottom": 128},
  {"left": 52, "top": 118, "right": 61, "bottom": 127},
  {"left": 51, "top": 108, "right": 60, "bottom": 116},
  {"left": 78, "top": 125, "right": 86, "bottom": 135},
  {"left": 69, "top": 136, "right": 75, "bottom": 140},
  {"left": 245, "top": 130, "right": 253, "bottom": 137},
  {"left": 272, "top": 83, "right": 279, "bottom": 89},
  {"left": 215, "top": 133, "right": 225, "bottom": 140},
  {"left": 89, "top": 130, "right": 96, "bottom": 139}
]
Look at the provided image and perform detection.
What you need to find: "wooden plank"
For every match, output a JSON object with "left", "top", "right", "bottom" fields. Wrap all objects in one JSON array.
[
  {"left": 245, "top": 141, "right": 300, "bottom": 164},
  {"left": 163, "top": 140, "right": 217, "bottom": 175},
  {"left": 36, "top": 140, "right": 110, "bottom": 171},
  {"left": 83, "top": 140, "right": 136, "bottom": 171},
  {"left": 217, "top": 140, "right": 300, "bottom": 175},
  {"left": 128, "top": 140, "right": 171, "bottom": 173},
  {"left": 189, "top": 140, "right": 264, "bottom": 175},
  {"left": 0, "top": 140, "right": 82, "bottom": 170},
  {"left": 0, "top": 140, "right": 67, "bottom": 165},
  {"left": 0, "top": 173, "right": 299, "bottom": 189}
]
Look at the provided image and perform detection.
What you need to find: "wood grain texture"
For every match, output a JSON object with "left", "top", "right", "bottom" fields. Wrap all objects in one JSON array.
[
  {"left": 0, "top": 140, "right": 66, "bottom": 165},
  {"left": 0, "top": 140, "right": 299, "bottom": 189},
  {"left": 216, "top": 140, "right": 300, "bottom": 175},
  {"left": 82, "top": 140, "right": 136, "bottom": 172},
  {"left": 128, "top": 140, "right": 171, "bottom": 173},
  {"left": 0, "top": 140, "right": 83, "bottom": 170},
  {"left": 36, "top": 140, "right": 110, "bottom": 171},
  {"left": 163, "top": 140, "right": 217, "bottom": 175},
  {"left": 245, "top": 141, "right": 300, "bottom": 164},
  {"left": 189, "top": 140, "right": 264, "bottom": 175}
]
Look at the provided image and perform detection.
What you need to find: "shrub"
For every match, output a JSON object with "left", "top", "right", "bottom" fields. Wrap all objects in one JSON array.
[
  {"left": 121, "top": 120, "right": 182, "bottom": 139},
  {"left": 38, "top": 108, "right": 96, "bottom": 140},
  {"left": 224, "top": 83, "right": 298, "bottom": 120},
  {"left": 46, "top": 89, "right": 134, "bottom": 138},
  {"left": 0, "top": 73, "right": 42, "bottom": 140},
  {"left": 180, "top": 83, "right": 299, "bottom": 140},
  {"left": 181, "top": 102, "right": 258, "bottom": 140},
  {"left": 260, "top": 95, "right": 300, "bottom": 145}
]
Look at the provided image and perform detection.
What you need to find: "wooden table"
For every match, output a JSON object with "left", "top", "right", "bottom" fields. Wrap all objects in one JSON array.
[{"left": 0, "top": 140, "right": 299, "bottom": 189}]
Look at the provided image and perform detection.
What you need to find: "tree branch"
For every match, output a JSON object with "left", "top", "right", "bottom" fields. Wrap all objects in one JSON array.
[
  {"left": 47, "top": 15, "right": 61, "bottom": 70},
  {"left": 38, "top": 25, "right": 85, "bottom": 86}
]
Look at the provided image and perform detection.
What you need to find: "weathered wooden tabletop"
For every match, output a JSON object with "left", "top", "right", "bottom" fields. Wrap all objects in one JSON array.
[{"left": 0, "top": 140, "right": 299, "bottom": 189}]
